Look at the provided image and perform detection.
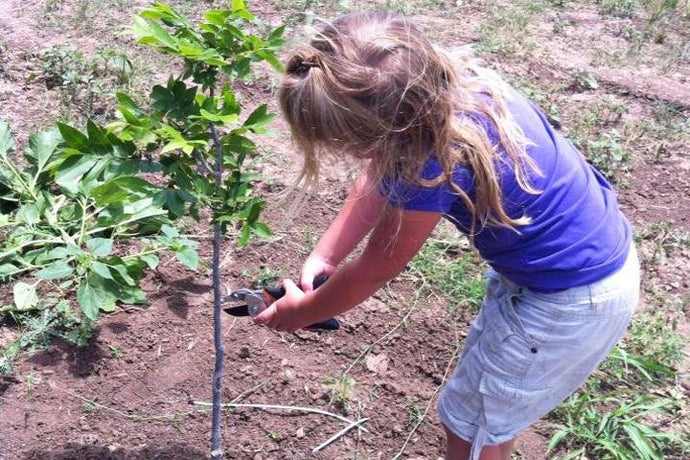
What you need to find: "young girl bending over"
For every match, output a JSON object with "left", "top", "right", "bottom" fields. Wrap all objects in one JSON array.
[{"left": 255, "top": 11, "right": 639, "bottom": 460}]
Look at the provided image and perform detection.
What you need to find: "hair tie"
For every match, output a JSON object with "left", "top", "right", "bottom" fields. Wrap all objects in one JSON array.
[
  {"left": 287, "top": 55, "right": 321, "bottom": 77},
  {"left": 301, "top": 57, "right": 319, "bottom": 69}
]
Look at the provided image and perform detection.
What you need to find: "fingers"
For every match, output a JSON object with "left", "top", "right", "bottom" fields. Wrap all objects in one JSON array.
[
  {"left": 300, "top": 270, "right": 316, "bottom": 292},
  {"left": 282, "top": 278, "right": 301, "bottom": 295},
  {"left": 254, "top": 303, "right": 277, "bottom": 327}
]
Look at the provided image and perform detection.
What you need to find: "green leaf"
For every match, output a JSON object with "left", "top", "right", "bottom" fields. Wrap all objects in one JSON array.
[
  {"left": 15, "top": 203, "right": 41, "bottom": 225},
  {"left": 57, "top": 123, "right": 90, "bottom": 152},
  {"left": 204, "top": 9, "right": 231, "bottom": 25},
  {"left": 116, "top": 92, "right": 144, "bottom": 116},
  {"left": 109, "top": 263, "right": 136, "bottom": 286},
  {"left": 132, "top": 16, "right": 179, "bottom": 50},
  {"left": 55, "top": 154, "right": 101, "bottom": 194},
  {"left": 90, "top": 261, "right": 114, "bottom": 280},
  {"left": 13, "top": 282, "right": 39, "bottom": 310},
  {"left": 223, "top": 134, "right": 256, "bottom": 158},
  {"left": 37, "top": 261, "right": 74, "bottom": 280},
  {"left": 0, "top": 120, "right": 16, "bottom": 160},
  {"left": 25, "top": 128, "right": 62, "bottom": 172},
  {"left": 161, "top": 224, "right": 178, "bottom": 238},
  {"left": 238, "top": 224, "right": 251, "bottom": 246},
  {"left": 546, "top": 429, "right": 568, "bottom": 453},
  {"left": 151, "top": 80, "right": 198, "bottom": 120},
  {"left": 115, "top": 283, "right": 147, "bottom": 305},
  {"left": 162, "top": 189, "right": 186, "bottom": 217},
  {"left": 199, "top": 109, "right": 238, "bottom": 124},
  {"left": 86, "top": 120, "right": 112, "bottom": 154},
  {"left": 77, "top": 278, "right": 109, "bottom": 320},
  {"left": 140, "top": 254, "right": 159, "bottom": 269},
  {"left": 91, "top": 176, "right": 160, "bottom": 206},
  {"left": 87, "top": 238, "right": 114, "bottom": 257},
  {"left": 243, "top": 104, "right": 275, "bottom": 133},
  {"left": 623, "top": 424, "right": 660, "bottom": 460},
  {"left": 252, "top": 222, "right": 271, "bottom": 238},
  {"left": 176, "top": 247, "right": 199, "bottom": 270},
  {"left": 0, "top": 263, "right": 18, "bottom": 279}
]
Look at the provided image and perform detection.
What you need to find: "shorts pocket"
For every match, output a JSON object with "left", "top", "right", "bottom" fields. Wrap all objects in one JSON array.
[
  {"left": 478, "top": 372, "right": 553, "bottom": 434},
  {"left": 479, "top": 296, "right": 539, "bottom": 381}
]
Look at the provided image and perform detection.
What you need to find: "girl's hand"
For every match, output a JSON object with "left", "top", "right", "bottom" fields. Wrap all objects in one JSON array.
[
  {"left": 254, "top": 279, "right": 310, "bottom": 332},
  {"left": 300, "top": 255, "right": 337, "bottom": 292}
]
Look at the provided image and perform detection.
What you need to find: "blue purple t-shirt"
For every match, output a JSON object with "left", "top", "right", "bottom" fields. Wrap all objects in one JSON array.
[{"left": 382, "top": 87, "right": 632, "bottom": 292}]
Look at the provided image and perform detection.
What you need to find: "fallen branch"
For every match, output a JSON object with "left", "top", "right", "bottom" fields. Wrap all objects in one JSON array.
[
  {"left": 312, "top": 417, "right": 370, "bottom": 453},
  {"left": 191, "top": 400, "right": 370, "bottom": 433}
]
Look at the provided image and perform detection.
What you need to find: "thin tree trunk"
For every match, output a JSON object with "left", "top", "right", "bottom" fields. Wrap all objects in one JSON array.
[{"left": 209, "top": 107, "right": 225, "bottom": 459}]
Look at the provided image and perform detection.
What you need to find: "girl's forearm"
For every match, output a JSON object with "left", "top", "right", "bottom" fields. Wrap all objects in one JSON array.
[
  {"left": 310, "top": 170, "right": 384, "bottom": 265},
  {"left": 297, "top": 255, "right": 393, "bottom": 324},
  {"left": 299, "top": 209, "right": 443, "bottom": 324}
]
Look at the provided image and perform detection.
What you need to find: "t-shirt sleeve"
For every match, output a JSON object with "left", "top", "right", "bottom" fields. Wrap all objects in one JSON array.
[{"left": 379, "top": 158, "right": 471, "bottom": 213}]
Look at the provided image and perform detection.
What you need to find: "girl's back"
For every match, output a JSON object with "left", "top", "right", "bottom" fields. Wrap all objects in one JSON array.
[{"left": 384, "top": 85, "right": 632, "bottom": 292}]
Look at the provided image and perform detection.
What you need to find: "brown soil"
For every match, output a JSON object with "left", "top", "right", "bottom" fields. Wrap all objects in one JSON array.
[{"left": 1, "top": 1, "right": 689, "bottom": 459}]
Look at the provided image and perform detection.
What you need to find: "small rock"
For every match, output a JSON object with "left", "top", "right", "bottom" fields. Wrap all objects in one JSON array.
[
  {"left": 238, "top": 347, "right": 250, "bottom": 359},
  {"left": 365, "top": 353, "right": 389, "bottom": 375},
  {"left": 296, "top": 427, "right": 305, "bottom": 439}
]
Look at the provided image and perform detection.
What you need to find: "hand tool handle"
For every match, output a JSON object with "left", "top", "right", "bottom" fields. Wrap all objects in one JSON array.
[
  {"left": 263, "top": 273, "right": 340, "bottom": 331},
  {"left": 263, "top": 273, "right": 329, "bottom": 299}
]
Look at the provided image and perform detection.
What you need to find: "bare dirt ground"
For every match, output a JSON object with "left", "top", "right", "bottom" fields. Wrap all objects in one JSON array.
[{"left": 0, "top": 0, "right": 689, "bottom": 459}]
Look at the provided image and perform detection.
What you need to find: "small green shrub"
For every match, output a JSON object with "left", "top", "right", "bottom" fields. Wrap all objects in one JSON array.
[
  {"left": 572, "top": 69, "right": 600, "bottom": 91},
  {"left": 585, "top": 131, "right": 631, "bottom": 182},
  {"left": 37, "top": 44, "right": 133, "bottom": 119}
]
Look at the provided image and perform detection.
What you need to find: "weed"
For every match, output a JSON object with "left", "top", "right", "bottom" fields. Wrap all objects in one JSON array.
[
  {"left": 81, "top": 398, "right": 99, "bottom": 412},
  {"left": 630, "top": 102, "right": 690, "bottom": 163},
  {"left": 36, "top": 44, "right": 132, "bottom": 121},
  {"left": 549, "top": 391, "right": 681, "bottom": 459},
  {"left": 108, "top": 345, "right": 123, "bottom": 359},
  {"left": 585, "top": 131, "right": 631, "bottom": 182},
  {"left": 267, "top": 430, "right": 283, "bottom": 442},
  {"left": 40, "top": 45, "right": 94, "bottom": 91},
  {"left": 599, "top": 0, "right": 640, "bottom": 18},
  {"left": 251, "top": 265, "right": 283, "bottom": 288},
  {"left": 271, "top": 0, "right": 351, "bottom": 25},
  {"left": 407, "top": 238, "right": 485, "bottom": 315},
  {"left": 0, "top": 308, "right": 95, "bottom": 375},
  {"left": 510, "top": 76, "right": 564, "bottom": 128},
  {"left": 25, "top": 369, "right": 38, "bottom": 399},
  {"left": 636, "top": 221, "right": 690, "bottom": 264},
  {"left": 571, "top": 69, "right": 600, "bottom": 91},
  {"left": 407, "top": 401, "right": 425, "bottom": 428},
  {"left": 626, "top": 311, "right": 686, "bottom": 370},
  {"left": 384, "top": 0, "right": 413, "bottom": 15},
  {"left": 477, "top": 3, "right": 538, "bottom": 59},
  {"left": 324, "top": 375, "right": 356, "bottom": 409}
]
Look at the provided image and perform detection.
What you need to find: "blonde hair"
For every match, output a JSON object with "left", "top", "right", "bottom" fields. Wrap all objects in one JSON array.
[{"left": 278, "top": 11, "right": 539, "bottom": 233}]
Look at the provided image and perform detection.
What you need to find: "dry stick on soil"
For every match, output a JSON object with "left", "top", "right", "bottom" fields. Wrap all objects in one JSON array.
[
  {"left": 312, "top": 417, "right": 370, "bottom": 453},
  {"left": 50, "top": 384, "right": 194, "bottom": 422},
  {"left": 192, "top": 400, "right": 370, "bottom": 451},
  {"left": 50, "top": 378, "right": 273, "bottom": 424},
  {"left": 192, "top": 400, "right": 370, "bottom": 431}
]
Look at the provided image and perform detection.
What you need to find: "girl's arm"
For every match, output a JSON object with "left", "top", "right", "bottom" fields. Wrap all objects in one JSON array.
[
  {"left": 256, "top": 206, "right": 443, "bottom": 332},
  {"left": 300, "top": 167, "right": 385, "bottom": 291}
]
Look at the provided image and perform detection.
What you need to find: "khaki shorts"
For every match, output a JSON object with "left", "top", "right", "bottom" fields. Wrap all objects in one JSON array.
[{"left": 438, "top": 245, "right": 640, "bottom": 459}]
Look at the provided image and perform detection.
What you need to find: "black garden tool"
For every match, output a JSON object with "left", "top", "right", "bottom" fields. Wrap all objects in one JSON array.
[{"left": 224, "top": 273, "right": 340, "bottom": 331}]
